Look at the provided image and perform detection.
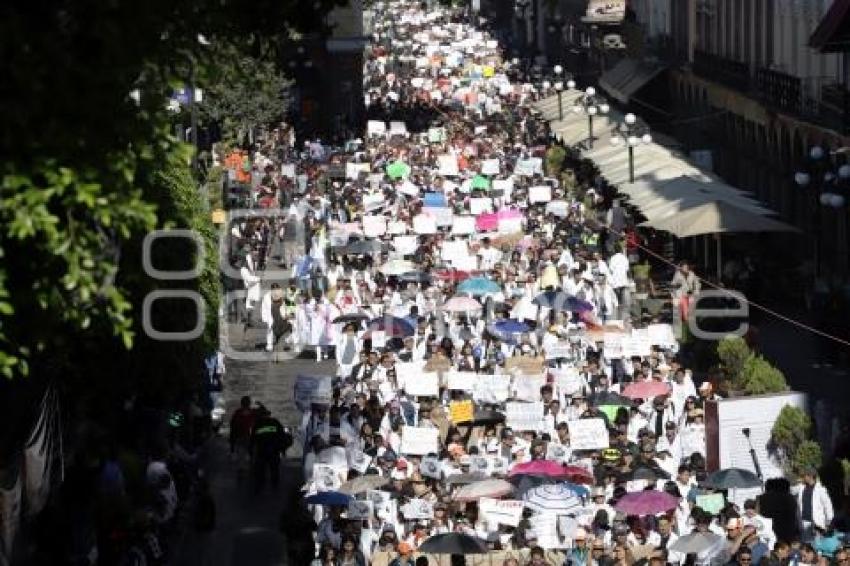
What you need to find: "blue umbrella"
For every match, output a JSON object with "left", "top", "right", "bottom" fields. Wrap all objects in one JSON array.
[
  {"left": 457, "top": 277, "right": 501, "bottom": 297},
  {"left": 304, "top": 491, "right": 352, "bottom": 506},
  {"left": 369, "top": 316, "right": 415, "bottom": 337},
  {"left": 423, "top": 192, "right": 447, "bottom": 207},
  {"left": 532, "top": 291, "right": 594, "bottom": 313},
  {"left": 493, "top": 319, "right": 530, "bottom": 334}
]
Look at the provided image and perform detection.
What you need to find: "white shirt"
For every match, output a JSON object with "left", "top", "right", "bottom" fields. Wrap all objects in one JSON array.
[{"left": 608, "top": 252, "right": 630, "bottom": 289}]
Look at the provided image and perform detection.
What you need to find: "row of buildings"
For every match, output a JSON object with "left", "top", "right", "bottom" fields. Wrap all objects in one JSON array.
[{"left": 482, "top": 0, "right": 850, "bottom": 285}]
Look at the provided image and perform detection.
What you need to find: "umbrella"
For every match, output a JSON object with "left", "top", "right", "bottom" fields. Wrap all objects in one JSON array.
[
  {"left": 493, "top": 319, "right": 530, "bottom": 333},
  {"left": 418, "top": 533, "right": 489, "bottom": 554},
  {"left": 509, "top": 460, "right": 568, "bottom": 478},
  {"left": 333, "top": 313, "right": 370, "bottom": 324},
  {"left": 386, "top": 160, "right": 411, "bottom": 179},
  {"left": 511, "top": 475, "right": 588, "bottom": 498},
  {"left": 703, "top": 468, "right": 762, "bottom": 490},
  {"left": 453, "top": 479, "right": 514, "bottom": 502},
  {"left": 621, "top": 381, "right": 672, "bottom": 400},
  {"left": 434, "top": 269, "right": 472, "bottom": 282},
  {"left": 442, "top": 296, "right": 482, "bottom": 313},
  {"left": 304, "top": 491, "right": 352, "bottom": 506},
  {"left": 561, "top": 465, "right": 596, "bottom": 485},
  {"left": 380, "top": 259, "right": 418, "bottom": 276},
  {"left": 627, "top": 465, "right": 671, "bottom": 482},
  {"left": 588, "top": 391, "right": 632, "bottom": 407},
  {"left": 470, "top": 409, "right": 505, "bottom": 426},
  {"left": 471, "top": 174, "right": 491, "bottom": 190},
  {"left": 614, "top": 490, "right": 679, "bottom": 516},
  {"left": 669, "top": 532, "right": 724, "bottom": 555},
  {"left": 523, "top": 483, "right": 585, "bottom": 514},
  {"left": 339, "top": 475, "right": 389, "bottom": 495},
  {"left": 444, "top": 472, "right": 489, "bottom": 485},
  {"left": 533, "top": 291, "right": 594, "bottom": 313},
  {"left": 368, "top": 317, "right": 414, "bottom": 337},
  {"left": 398, "top": 271, "right": 431, "bottom": 283},
  {"left": 343, "top": 239, "right": 386, "bottom": 255},
  {"left": 457, "top": 277, "right": 501, "bottom": 296}
]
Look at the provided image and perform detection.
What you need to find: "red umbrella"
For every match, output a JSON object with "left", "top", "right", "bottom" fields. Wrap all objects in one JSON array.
[
  {"left": 614, "top": 490, "right": 679, "bottom": 516},
  {"left": 434, "top": 269, "right": 471, "bottom": 282},
  {"left": 509, "top": 460, "right": 568, "bottom": 479},
  {"left": 561, "top": 465, "right": 595, "bottom": 485},
  {"left": 621, "top": 381, "right": 671, "bottom": 400}
]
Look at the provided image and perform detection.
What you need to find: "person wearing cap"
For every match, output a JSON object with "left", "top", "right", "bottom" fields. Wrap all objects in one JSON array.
[{"left": 797, "top": 466, "right": 834, "bottom": 542}]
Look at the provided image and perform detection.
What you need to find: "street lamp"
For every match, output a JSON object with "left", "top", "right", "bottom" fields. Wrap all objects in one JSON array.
[
  {"left": 610, "top": 112, "right": 652, "bottom": 183},
  {"left": 571, "top": 86, "right": 609, "bottom": 149},
  {"left": 553, "top": 65, "right": 565, "bottom": 120}
]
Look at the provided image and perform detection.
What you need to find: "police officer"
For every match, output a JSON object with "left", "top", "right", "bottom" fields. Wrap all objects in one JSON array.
[{"left": 250, "top": 405, "right": 292, "bottom": 493}]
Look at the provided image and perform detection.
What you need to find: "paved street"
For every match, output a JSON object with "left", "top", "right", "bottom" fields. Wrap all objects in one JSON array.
[{"left": 172, "top": 317, "right": 336, "bottom": 566}]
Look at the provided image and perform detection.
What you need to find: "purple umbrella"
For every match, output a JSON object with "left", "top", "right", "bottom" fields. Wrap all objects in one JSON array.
[{"left": 614, "top": 490, "right": 679, "bottom": 516}]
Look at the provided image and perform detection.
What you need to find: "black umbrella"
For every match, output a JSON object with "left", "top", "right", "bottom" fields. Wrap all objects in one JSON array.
[
  {"left": 470, "top": 409, "right": 505, "bottom": 426},
  {"left": 397, "top": 271, "right": 431, "bottom": 283},
  {"left": 627, "top": 465, "right": 671, "bottom": 482},
  {"left": 510, "top": 474, "right": 559, "bottom": 499},
  {"left": 703, "top": 468, "right": 762, "bottom": 490},
  {"left": 343, "top": 239, "right": 386, "bottom": 255},
  {"left": 418, "top": 533, "right": 489, "bottom": 555},
  {"left": 333, "top": 313, "right": 370, "bottom": 324}
]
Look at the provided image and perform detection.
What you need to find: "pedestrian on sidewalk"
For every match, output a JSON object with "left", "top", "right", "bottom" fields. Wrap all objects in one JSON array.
[{"left": 249, "top": 405, "right": 291, "bottom": 494}]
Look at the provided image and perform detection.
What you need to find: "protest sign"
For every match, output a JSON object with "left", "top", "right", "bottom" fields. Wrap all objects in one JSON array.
[
  {"left": 469, "top": 197, "right": 493, "bottom": 215},
  {"left": 347, "top": 448, "right": 371, "bottom": 474},
  {"left": 492, "top": 178, "right": 514, "bottom": 198},
  {"left": 401, "top": 499, "right": 434, "bottom": 520},
  {"left": 553, "top": 367, "right": 583, "bottom": 397},
  {"left": 413, "top": 214, "right": 437, "bottom": 235},
  {"left": 312, "top": 463, "right": 341, "bottom": 491},
  {"left": 473, "top": 375, "right": 511, "bottom": 403},
  {"left": 603, "top": 332, "right": 625, "bottom": 359},
  {"left": 346, "top": 162, "right": 371, "bottom": 180},
  {"left": 479, "top": 498, "right": 524, "bottom": 528},
  {"left": 281, "top": 163, "right": 296, "bottom": 179},
  {"left": 441, "top": 240, "right": 469, "bottom": 263},
  {"left": 622, "top": 335, "right": 652, "bottom": 357},
  {"left": 367, "top": 120, "right": 387, "bottom": 137},
  {"left": 437, "top": 154, "right": 459, "bottom": 176},
  {"left": 393, "top": 235, "right": 418, "bottom": 255},
  {"left": 567, "top": 418, "right": 609, "bottom": 450},
  {"left": 529, "top": 185, "right": 552, "bottom": 203},
  {"left": 481, "top": 159, "right": 500, "bottom": 176},
  {"left": 546, "top": 443, "right": 570, "bottom": 463},
  {"left": 680, "top": 425, "right": 706, "bottom": 458},
  {"left": 404, "top": 372, "right": 439, "bottom": 397},
  {"left": 497, "top": 217, "right": 523, "bottom": 234},
  {"left": 514, "top": 158, "right": 543, "bottom": 176},
  {"left": 419, "top": 456, "right": 442, "bottom": 479},
  {"left": 400, "top": 427, "right": 440, "bottom": 455},
  {"left": 389, "top": 121, "right": 408, "bottom": 136},
  {"left": 423, "top": 206, "right": 454, "bottom": 227},
  {"left": 505, "top": 402, "right": 544, "bottom": 431},
  {"left": 449, "top": 400, "right": 474, "bottom": 423},
  {"left": 529, "top": 513, "right": 566, "bottom": 549},
  {"left": 451, "top": 216, "right": 476, "bottom": 235},
  {"left": 371, "top": 330, "right": 386, "bottom": 350},
  {"left": 447, "top": 371, "right": 477, "bottom": 391},
  {"left": 544, "top": 342, "right": 573, "bottom": 360},
  {"left": 450, "top": 254, "right": 478, "bottom": 271},
  {"left": 696, "top": 493, "right": 725, "bottom": 515},
  {"left": 388, "top": 221, "right": 409, "bottom": 236},
  {"left": 347, "top": 500, "right": 373, "bottom": 520},
  {"left": 513, "top": 374, "right": 546, "bottom": 402},
  {"left": 428, "top": 127, "right": 446, "bottom": 143},
  {"left": 362, "top": 215, "right": 387, "bottom": 238},
  {"left": 363, "top": 192, "right": 385, "bottom": 212},
  {"left": 647, "top": 323, "right": 676, "bottom": 347},
  {"left": 399, "top": 180, "right": 420, "bottom": 197},
  {"left": 294, "top": 375, "right": 333, "bottom": 411}
]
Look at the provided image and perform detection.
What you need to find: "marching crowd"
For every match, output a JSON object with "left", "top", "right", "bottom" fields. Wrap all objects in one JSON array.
[{"left": 224, "top": 1, "right": 845, "bottom": 565}]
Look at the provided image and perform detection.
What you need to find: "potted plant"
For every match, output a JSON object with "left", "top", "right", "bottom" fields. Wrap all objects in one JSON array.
[{"left": 740, "top": 355, "right": 787, "bottom": 395}]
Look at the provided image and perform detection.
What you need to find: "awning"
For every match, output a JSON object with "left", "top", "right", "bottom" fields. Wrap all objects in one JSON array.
[
  {"left": 599, "top": 58, "right": 667, "bottom": 104},
  {"left": 639, "top": 201, "right": 800, "bottom": 238},
  {"left": 810, "top": 0, "right": 850, "bottom": 53}
]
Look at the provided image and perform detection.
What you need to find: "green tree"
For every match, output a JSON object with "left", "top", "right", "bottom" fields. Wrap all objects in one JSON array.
[
  {"left": 740, "top": 355, "right": 787, "bottom": 395},
  {"left": 792, "top": 440, "right": 823, "bottom": 477},
  {"left": 771, "top": 405, "right": 816, "bottom": 478},
  {"left": 545, "top": 145, "right": 567, "bottom": 177},
  {"left": 716, "top": 336, "right": 751, "bottom": 388}
]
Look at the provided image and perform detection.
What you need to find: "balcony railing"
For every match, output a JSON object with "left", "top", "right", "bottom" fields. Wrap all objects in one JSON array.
[
  {"left": 756, "top": 67, "right": 802, "bottom": 115},
  {"left": 693, "top": 49, "right": 751, "bottom": 91}
]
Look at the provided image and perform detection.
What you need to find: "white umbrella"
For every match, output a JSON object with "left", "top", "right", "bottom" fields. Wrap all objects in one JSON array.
[
  {"left": 442, "top": 296, "right": 482, "bottom": 313},
  {"left": 522, "top": 483, "right": 585, "bottom": 514}
]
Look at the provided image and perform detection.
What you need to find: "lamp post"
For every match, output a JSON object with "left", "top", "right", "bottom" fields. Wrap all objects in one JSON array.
[
  {"left": 553, "top": 65, "right": 565, "bottom": 120},
  {"left": 571, "top": 86, "right": 609, "bottom": 149},
  {"left": 794, "top": 145, "right": 850, "bottom": 278},
  {"left": 610, "top": 112, "right": 652, "bottom": 183}
]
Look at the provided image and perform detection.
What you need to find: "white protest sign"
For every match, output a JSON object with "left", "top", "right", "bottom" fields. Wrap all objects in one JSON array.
[
  {"left": 498, "top": 217, "right": 523, "bottom": 234},
  {"left": 469, "top": 455, "right": 491, "bottom": 475},
  {"left": 420, "top": 456, "right": 442, "bottom": 479},
  {"left": 388, "top": 221, "right": 409, "bottom": 235},
  {"left": 603, "top": 332, "right": 625, "bottom": 359},
  {"left": 529, "top": 185, "right": 552, "bottom": 203},
  {"left": 506, "top": 402, "right": 544, "bottom": 431},
  {"left": 492, "top": 178, "right": 514, "bottom": 198},
  {"left": 367, "top": 120, "right": 387, "bottom": 137},
  {"left": 423, "top": 206, "right": 454, "bottom": 227},
  {"left": 362, "top": 215, "right": 387, "bottom": 238},
  {"left": 567, "top": 418, "right": 609, "bottom": 450},
  {"left": 447, "top": 370, "right": 478, "bottom": 391},
  {"left": 545, "top": 342, "right": 573, "bottom": 360},
  {"left": 437, "top": 154, "right": 459, "bottom": 176},
  {"left": 404, "top": 372, "right": 439, "bottom": 397},
  {"left": 367, "top": 490, "right": 394, "bottom": 521},
  {"left": 452, "top": 216, "right": 476, "bottom": 235},
  {"left": 389, "top": 121, "right": 408, "bottom": 136},
  {"left": 679, "top": 425, "right": 706, "bottom": 458},
  {"left": 346, "top": 162, "right": 371, "bottom": 180},
  {"left": 553, "top": 367, "right": 584, "bottom": 397},
  {"left": 441, "top": 240, "right": 469, "bottom": 263},
  {"left": 647, "top": 323, "right": 676, "bottom": 347},
  {"left": 546, "top": 443, "right": 570, "bottom": 463},
  {"left": 399, "top": 179, "right": 420, "bottom": 197},
  {"left": 469, "top": 197, "right": 493, "bottom": 215},
  {"left": 622, "top": 330, "right": 652, "bottom": 357},
  {"left": 347, "top": 447, "right": 372, "bottom": 474},
  {"left": 401, "top": 427, "right": 440, "bottom": 455},
  {"left": 451, "top": 254, "right": 478, "bottom": 271},
  {"left": 481, "top": 159, "right": 500, "bottom": 176},
  {"left": 513, "top": 374, "right": 546, "bottom": 402},
  {"left": 371, "top": 330, "right": 386, "bottom": 350},
  {"left": 347, "top": 500, "right": 373, "bottom": 520},
  {"left": 313, "top": 463, "right": 341, "bottom": 491},
  {"left": 413, "top": 214, "right": 437, "bottom": 235},
  {"left": 473, "top": 375, "right": 511, "bottom": 403},
  {"left": 281, "top": 163, "right": 296, "bottom": 179},
  {"left": 529, "top": 513, "right": 566, "bottom": 549},
  {"left": 401, "top": 499, "right": 434, "bottom": 520},
  {"left": 363, "top": 192, "right": 385, "bottom": 212},
  {"left": 479, "top": 498, "right": 524, "bottom": 528},
  {"left": 294, "top": 375, "right": 333, "bottom": 411},
  {"left": 428, "top": 127, "right": 446, "bottom": 143},
  {"left": 514, "top": 158, "right": 543, "bottom": 176},
  {"left": 393, "top": 235, "right": 418, "bottom": 256}
]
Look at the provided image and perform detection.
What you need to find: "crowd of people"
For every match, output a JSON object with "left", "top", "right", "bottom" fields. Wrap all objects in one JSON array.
[{"left": 221, "top": 1, "right": 847, "bottom": 565}]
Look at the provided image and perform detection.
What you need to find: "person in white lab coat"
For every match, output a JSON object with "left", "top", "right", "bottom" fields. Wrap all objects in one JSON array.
[{"left": 240, "top": 254, "right": 262, "bottom": 321}]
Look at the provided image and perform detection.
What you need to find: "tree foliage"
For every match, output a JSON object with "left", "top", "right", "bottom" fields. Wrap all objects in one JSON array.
[
  {"left": 771, "top": 405, "right": 817, "bottom": 478},
  {"left": 717, "top": 336, "right": 751, "bottom": 388},
  {"left": 740, "top": 354, "right": 787, "bottom": 395}
]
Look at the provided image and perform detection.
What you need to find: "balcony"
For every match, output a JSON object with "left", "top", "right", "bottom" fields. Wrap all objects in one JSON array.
[
  {"left": 693, "top": 49, "right": 751, "bottom": 91},
  {"left": 756, "top": 67, "right": 803, "bottom": 115}
]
